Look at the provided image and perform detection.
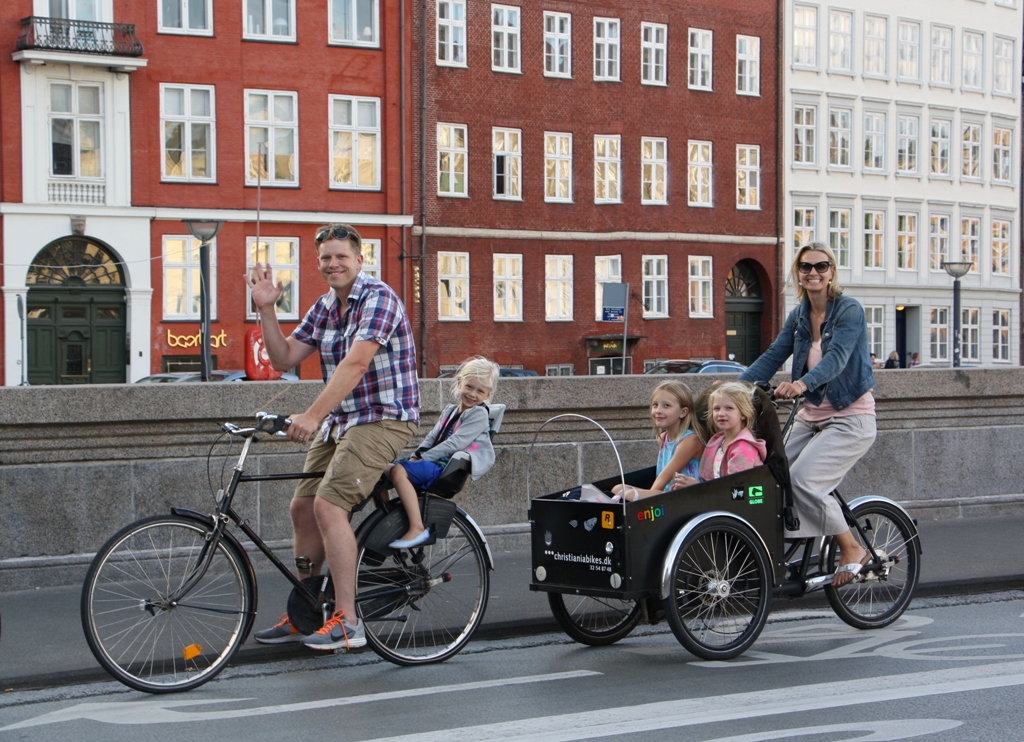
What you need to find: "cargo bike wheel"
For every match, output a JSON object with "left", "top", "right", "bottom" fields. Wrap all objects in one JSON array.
[
  {"left": 548, "top": 593, "right": 642, "bottom": 646},
  {"left": 663, "top": 515, "right": 772, "bottom": 660}
]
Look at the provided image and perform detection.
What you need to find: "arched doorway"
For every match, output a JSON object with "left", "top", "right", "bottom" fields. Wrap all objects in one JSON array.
[
  {"left": 724, "top": 261, "right": 763, "bottom": 366},
  {"left": 26, "top": 236, "right": 127, "bottom": 385}
]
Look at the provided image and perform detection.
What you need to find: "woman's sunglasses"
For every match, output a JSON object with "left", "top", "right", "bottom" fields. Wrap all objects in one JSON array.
[{"left": 797, "top": 261, "right": 832, "bottom": 274}]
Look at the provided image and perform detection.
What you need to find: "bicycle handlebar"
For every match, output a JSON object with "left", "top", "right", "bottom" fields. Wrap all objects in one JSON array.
[{"left": 220, "top": 412, "right": 292, "bottom": 438}]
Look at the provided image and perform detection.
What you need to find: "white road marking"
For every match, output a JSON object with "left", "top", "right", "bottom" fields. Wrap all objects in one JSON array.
[{"left": 699, "top": 719, "right": 962, "bottom": 741}]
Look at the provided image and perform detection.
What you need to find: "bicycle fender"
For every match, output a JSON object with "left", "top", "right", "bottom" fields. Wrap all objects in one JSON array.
[
  {"left": 455, "top": 506, "right": 495, "bottom": 571},
  {"left": 839, "top": 495, "right": 922, "bottom": 555}
]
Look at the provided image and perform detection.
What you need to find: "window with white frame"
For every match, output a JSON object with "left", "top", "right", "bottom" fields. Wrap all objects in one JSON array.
[
  {"left": 960, "top": 216, "right": 980, "bottom": 270},
  {"left": 687, "top": 140, "right": 712, "bottom": 206},
  {"left": 993, "top": 127, "right": 1013, "bottom": 182},
  {"left": 794, "top": 207, "right": 816, "bottom": 249},
  {"left": 545, "top": 255, "right": 573, "bottom": 320},
  {"left": 794, "top": 104, "right": 816, "bottom": 165},
  {"left": 993, "top": 36, "right": 1015, "bottom": 94},
  {"left": 642, "top": 255, "right": 668, "bottom": 317},
  {"left": 828, "top": 9, "right": 852, "bottom": 72},
  {"left": 961, "top": 307, "right": 980, "bottom": 362},
  {"left": 543, "top": 11, "right": 571, "bottom": 77},
  {"left": 360, "top": 239, "right": 381, "bottom": 279},
  {"left": 160, "top": 0, "right": 212, "bottom": 34},
  {"left": 544, "top": 132, "right": 572, "bottom": 202},
  {"left": 864, "top": 15, "right": 888, "bottom": 76},
  {"left": 992, "top": 219, "right": 1011, "bottom": 275},
  {"left": 688, "top": 28, "right": 713, "bottom": 90},
  {"left": 493, "top": 253, "right": 522, "bottom": 321},
  {"left": 247, "top": 237, "right": 298, "bottom": 318},
  {"left": 594, "top": 18, "right": 620, "bottom": 81},
  {"left": 930, "top": 25, "right": 952, "bottom": 84},
  {"left": 793, "top": 4, "right": 817, "bottom": 66},
  {"left": 929, "top": 214, "right": 950, "bottom": 270},
  {"left": 829, "top": 208, "right": 851, "bottom": 267},
  {"left": 245, "top": 89, "right": 297, "bottom": 185},
  {"left": 896, "top": 115, "right": 918, "bottom": 174},
  {"left": 828, "top": 107, "right": 851, "bottom": 168},
  {"left": 161, "top": 84, "right": 215, "bottom": 181},
  {"left": 163, "top": 236, "right": 217, "bottom": 319},
  {"left": 546, "top": 363, "right": 575, "bottom": 376},
  {"left": 244, "top": 0, "right": 294, "bottom": 40},
  {"left": 330, "top": 95, "right": 380, "bottom": 189},
  {"left": 642, "top": 23, "right": 667, "bottom": 85},
  {"left": 930, "top": 307, "right": 949, "bottom": 361},
  {"left": 962, "top": 123, "right": 982, "bottom": 180},
  {"left": 736, "top": 35, "right": 760, "bottom": 95},
  {"left": 736, "top": 145, "right": 760, "bottom": 209},
  {"left": 492, "top": 127, "right": 521, "bottom": 199},
  {"left": 897, "top": 20, "right": 920, "bottom": 80},
  {"left": 961, "top": 31, "right": 984, "bottom": 90},
  {"left": 50, "top": 81, "right": 102, "bottom": 180},
  {"left": 993, "top": 309, "right": 1010, "bottom": 361},
  {"left": 438, "top": 251, "right": 469, "bottom": 320},
  {"left": 863, "top": 111, "right": 886, "bottom": 171},
  {"left": 930, "top": 118, "right": 951, "bottom": 176},
  {"left": 594, "top": 135, "right": 621, "bottom": 203},
  {"left": 688, "top": 256, "right": 713, "bottom": 318},
  {"left": 491, "top": 5, "right": 520, "bottom": 72},
  {"left": 641, "top": 137, "right": 667, "bottom": 204},
  {"left": 437, "top": 0, "right": 466, "bottom": 66},
  {"left": 897, "top": 212, "right": 917, "bottom": 269},
  {"left": 330, "top": 0, "right": 378, "bottom": 45},
  {"left": 864, "top": 210, "right": 885, "bottom": 268},
  {"left": 865, "top": 306, "right": 884, "bottom": 359},
  {"left": 437, "top": 123, "right": 468, "bottom": 196},
  {"left": 595, "top": 255, "right": 622, "bottom": 320}
]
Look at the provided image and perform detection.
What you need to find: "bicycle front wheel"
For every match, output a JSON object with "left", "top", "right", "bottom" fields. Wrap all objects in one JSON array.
[
  {"left": 357, "top": 510, "right": 489, "bottom": 665},
  {"left": 81, "top": 515, "right": 253, "bottom": 693}
]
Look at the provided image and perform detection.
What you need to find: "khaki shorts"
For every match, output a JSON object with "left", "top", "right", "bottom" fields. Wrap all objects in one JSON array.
[{"left": 295, "top": 420, "right": 417, "bottom": 510}]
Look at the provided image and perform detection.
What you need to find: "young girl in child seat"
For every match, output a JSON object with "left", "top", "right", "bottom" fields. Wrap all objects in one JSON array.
[
  {"left": 386, "top": 357, "right": 500, "bottom": 549},
  {"left": 613, "top": 380, "right": 705, "bottom": 502},
  {"left": 676, "top": 381, "right": 766, "bottom": 486}
]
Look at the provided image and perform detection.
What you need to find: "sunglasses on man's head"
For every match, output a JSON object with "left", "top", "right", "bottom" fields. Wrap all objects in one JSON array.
[
  {"left": 315, "top": 225, "right": 352, "bottom": 244},
  {"left": 797, "top": 261, "right": 832, "bottom": 274}
]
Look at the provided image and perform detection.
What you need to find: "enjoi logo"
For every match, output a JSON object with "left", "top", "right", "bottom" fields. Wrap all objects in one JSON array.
[{"left": 637, "top": 504, "right": 665, "bottom": 522}]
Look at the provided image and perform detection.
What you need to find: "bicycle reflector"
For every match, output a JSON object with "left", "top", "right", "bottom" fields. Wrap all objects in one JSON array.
[{"left": 183, "top": 644, "right": 203, "bottom": 661}]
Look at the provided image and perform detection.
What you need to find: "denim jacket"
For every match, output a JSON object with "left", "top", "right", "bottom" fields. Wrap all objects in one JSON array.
[{"left": 740, "top": 293, "right": 875, "bottom": 410}]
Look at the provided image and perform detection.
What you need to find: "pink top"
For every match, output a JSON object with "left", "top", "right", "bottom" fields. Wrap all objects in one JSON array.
[{"left": 799, "top": 340, "right": 875, "bottom": 423}]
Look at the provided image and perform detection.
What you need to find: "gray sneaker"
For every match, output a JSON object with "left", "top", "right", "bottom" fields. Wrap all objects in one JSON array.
[
  {"left": 302, "top": 610, "right": 366, "bottom": 651},
  {"left": 253, "top": 613, "right": 307, "bottom": 644}
]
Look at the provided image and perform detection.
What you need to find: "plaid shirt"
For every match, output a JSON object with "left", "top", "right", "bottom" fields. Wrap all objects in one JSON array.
[{"left": 292, "top": 272, "right": 419, "bottom": 439}]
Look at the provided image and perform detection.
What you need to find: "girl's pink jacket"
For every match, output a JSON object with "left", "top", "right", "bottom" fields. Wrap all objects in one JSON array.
[{"left": 697, "top": 429, "right": 767, "bottom": 481}]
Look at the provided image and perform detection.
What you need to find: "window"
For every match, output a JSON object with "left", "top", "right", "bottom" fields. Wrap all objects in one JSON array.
[
  {"left": 492, "top": 127, "right": 521, "bottom": 199},
  {"left": 993, "top": 127, "right": 1012, "bottom": 183},
  {"left": 794, "top": 104, "right": 816, "bottom": 165},
  {"left": 961, "top": 308, "right": 980, "bottom": 362},
  {"left": 689, "top": 256, "right": 713, "bottom": 318},
  {"left": 793, "top": 4, "right": 817, "bottom": 66},
  {"left": 993, "top": 36, "right": 1014, "bottom": 94},
  {"left": 896, "top": 115, "right": 918, "bottom": 174},
  {"left": 491, "top": 5, "right": 520, "bottom": 73},
  {"left": 688, "top": 28, "right": 713, "bottom": 90},
  {"left": 437, "top": 123, "right": 468, "bottom": 196},
  {"left": 736, "top": 145, "right": 760, "bottom": 209},
  {"left": 794, "top": 207, "right": 816, "bottom": 249},
  {"left": 437, "top": 0, "right": 466, "bottom": 66},
  {"left": 929, "top": 214, "right": 950, "bottom": 270},
  {"left": 161, "top": 84, "right": 214, "bottom": 181},
  {"left": 960, "top": 216, "right": 980, "bottom": 270},
  {"left": 930, "top": 307, "right": 949, "bottom": 361},
  {"left": 545, "top": 255, "right": 573, "bottom": 321},
  {"left": 546, "top": 364, "right": 575, "bottom": 376},
  {"left": 642, "top": 23, "right": 668, "bottom": 85},
  {"left": 245, "top": 90, "right": 297, "bottom": 185},
  {"left": 493, "top": 253, "right": 522, "bottom": 320},
  {"left": 930, "top": 119, "right": 951, "bottom": 176},
  {"left": 736, "top": 35, "right": 760, "bottom": 95},
  {"left": 641, "top": 137, "right": 667, "bottom": 205},
  {"left": 163, "top": 236, "right": 217, "bottom": 319},
  {"left": 828, "top": 10, "right": 852, "bottom": 72},
  {"left": 865, "top": 306, "right": 884, "bottom": 359},
  {"left": 897, "top": 212, "right": 917, "bottom": 269},
  {"left": 687, "top": 140, "right": 712, "bottom": 206},
  {"left": 864, "top": 15, "right": 888, "bottom": 76},
  {"left": 863, "top": 112, "right": 886, "bottom": 171},
  {"left": 594, "top": 18, "right": 620, "bottom": 81},
  {"left": 330, "top": 0, "right": 378, "bottom": 45},
  {"left": 247, "top": 237, "right": 298, "bottom": 319},
  {"left": 330, "top": 95, "right": 380, "bottom": 189},
  {"left": 595, "top": 255, "right": 622, "bottom": 320},
  {"left": 828, "top": 107, "right": 851, "bottom": 167},
  {"left": 930, "top": 25, "right": 952, "bottom": 84},
  {"left": 543, "top": 12, "right": 571, "bottom": 77},
  {"left": 992, "top": 219, "right": 1011, "bottom": 275},
  {"left": 642, "top": 256, "right": 668, "bottom": 317},
  {"left": 962, "top": 31, "right": 983, "bottom": 90},
  {"left": 244, "top": 0, "right": 294, "bottom": 40},
  {"left": 544, "top": 132, "right": 572, "bottom": 202},
  {"left": 438, "top": 251, "right": 469, "bottom": 320},
  {"left": 160, "top": 0, "right": 211, "bottom": 34},
  {"left": 594, "top": 135, "right": 621, "bottom": 203},
  {"left": 360, "top": 239, "right": 381, "bottom": 279},
  {"left": 993, "top": 310, "right": 1010, "bottom": 361},
  {"left": 897, "top": 20, "right": 920, "bottom": 80},
  {"left": 864, "top": 210, "right": 885, "bottom": 268},
  {"left": 829, "top": 208, "right": 851, "bottom": 267},
  {"left": 49, "top": 81, "right": 102, "bottom": 179},
  {"left": 961, "top": 123, "right": 982, "bottom": 180}
]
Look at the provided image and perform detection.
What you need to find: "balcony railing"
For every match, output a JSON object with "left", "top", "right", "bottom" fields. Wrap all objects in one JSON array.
[{"left": 17, "top": 16, "right": 143, "bottom": 57}]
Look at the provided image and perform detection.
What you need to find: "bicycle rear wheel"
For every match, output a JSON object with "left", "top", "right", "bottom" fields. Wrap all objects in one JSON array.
[
  {"left": 356, "top": 510, "right": 489, "bottom": 665},
  {"left": 548, "top": 593, "right": 642, "bottom": 646},
  {"left": 81, "top": 515, "right": 253, "bottom": 693}
]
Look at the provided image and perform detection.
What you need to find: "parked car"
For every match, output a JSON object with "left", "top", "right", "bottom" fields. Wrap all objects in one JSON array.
[
  {"left": 135, "top": 369, "right": 299, "bottom": 383},
  {"left": 644, "top": 359, "right": 747, "bottom": 375}
]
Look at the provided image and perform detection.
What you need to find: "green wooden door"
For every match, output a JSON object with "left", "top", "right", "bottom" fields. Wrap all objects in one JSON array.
[{"left": 27, "top": 289, "right": 126, "bottom": 385}]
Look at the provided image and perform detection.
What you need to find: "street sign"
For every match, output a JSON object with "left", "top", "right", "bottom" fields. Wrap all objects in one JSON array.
[{"left": 601, "top": 283, "right": 627, "bottom": 322}]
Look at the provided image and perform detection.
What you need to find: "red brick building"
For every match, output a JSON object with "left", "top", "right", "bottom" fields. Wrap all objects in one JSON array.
[{"left": 412, "top": 0, "right": 781, "bottom": 376}]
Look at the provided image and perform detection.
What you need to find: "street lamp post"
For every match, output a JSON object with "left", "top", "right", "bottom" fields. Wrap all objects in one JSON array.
[
  {"left": 941, "top": 260, "right": 972, "bottom": 368},
  {"left": 183, "top": 219, "right": 224, "bottom": 381}
]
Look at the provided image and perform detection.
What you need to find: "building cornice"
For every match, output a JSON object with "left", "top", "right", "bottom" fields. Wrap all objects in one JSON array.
[{"left": 413, "top": 226, "right": 779, "bottom": 245}]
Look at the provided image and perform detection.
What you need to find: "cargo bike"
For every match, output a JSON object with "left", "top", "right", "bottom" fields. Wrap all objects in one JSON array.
[{"left": 529, "top": 386, "right": 921, "bottom": 660}]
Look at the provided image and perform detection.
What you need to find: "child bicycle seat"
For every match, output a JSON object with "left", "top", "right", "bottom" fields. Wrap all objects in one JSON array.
[{"left": 425, "top": 403, "right": 506, "bottom": 499}]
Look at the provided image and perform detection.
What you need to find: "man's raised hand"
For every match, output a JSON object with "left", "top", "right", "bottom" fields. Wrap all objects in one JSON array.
[{"left": 247, "top": 262, "right": 283, "bottom": 310}]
